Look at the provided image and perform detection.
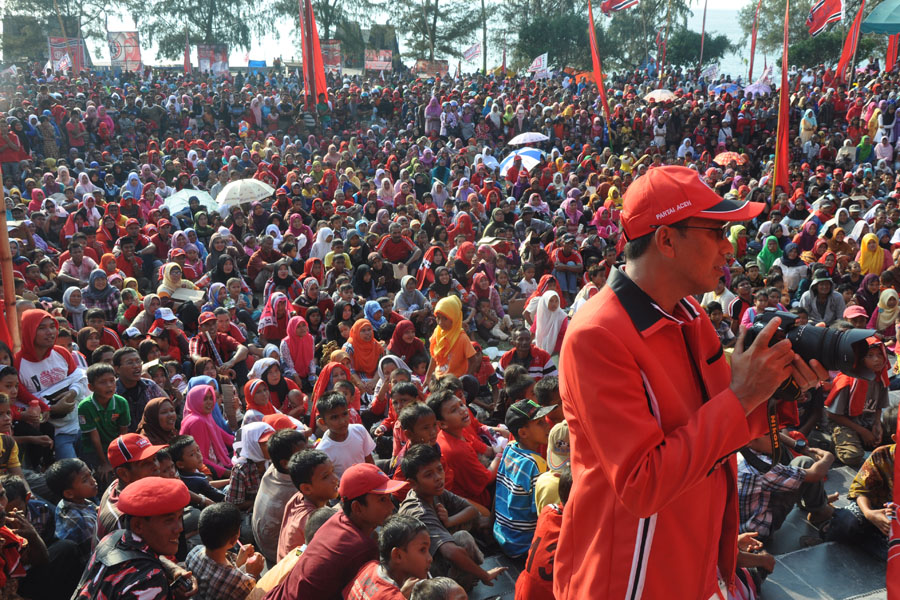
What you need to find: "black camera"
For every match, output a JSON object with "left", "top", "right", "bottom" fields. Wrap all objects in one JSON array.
[{"left": 744, "top": 309, "right": 876, "bottom": 400}]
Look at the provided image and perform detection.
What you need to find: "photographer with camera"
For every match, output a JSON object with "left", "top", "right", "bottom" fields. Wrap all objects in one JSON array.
[{"left": 555, "top": 167, "right": 829, "bottom": 600}]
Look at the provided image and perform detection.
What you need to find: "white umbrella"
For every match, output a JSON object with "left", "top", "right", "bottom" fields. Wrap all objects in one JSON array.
[
  {"left": 743, "top": 82, "right": 771, "bottom": 97},
  {"left": 643, "top": 89, "right": 675, "bottom": 103},
  {"left": 216, "top": 179, "right": 275, "bottom": 215},
  {"left": 508, "top": 131, "right": 550, "bottom": 145},
  {"left": 163, "top": 189, "right": 217, "bottom": 215},
  {"left": 499, "top": 147, "right": 545, "bottom": 177}
]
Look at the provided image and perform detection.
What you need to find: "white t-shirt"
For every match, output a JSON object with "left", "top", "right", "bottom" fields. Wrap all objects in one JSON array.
[{"left": 316, "top": 423, "right": 376, "bottom": 478}]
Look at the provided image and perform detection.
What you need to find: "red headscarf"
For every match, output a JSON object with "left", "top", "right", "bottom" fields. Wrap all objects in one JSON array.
[
  {"left": 286, "top": 316, "right": 315, "bottom": 378},
  {"left": 387, "top": 319, "right": 425, "bottom": 362},
  {"left": 310, "top": 360, "right": 356, "bottom": 424}
]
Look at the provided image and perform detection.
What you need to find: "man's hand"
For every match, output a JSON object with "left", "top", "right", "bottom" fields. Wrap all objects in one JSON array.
[
  {"left": 730, "top": 318, "right": 828, "bottom": 415},
  {"left": 865, "top": 507, "right": 892, "bottom": 536},
  {"left": 479, "top": 566, "right": 508, "bottom": 585},
  {"left": 50, "top": 390, "right": 78, "bottom": 417}
]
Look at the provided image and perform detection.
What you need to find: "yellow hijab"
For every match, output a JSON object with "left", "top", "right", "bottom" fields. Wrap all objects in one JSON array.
[
  {"left": 158, "top": 262, "right": 197, "bottom": 296},
  {"left": 859, "top": 233, "right": 885, "bottom": 275},
  {"left": 430, "top": 296, "right": 463, "bottom": 366},
  {"left": 606, "top": 186, "right": 622, "bottom": 209}
]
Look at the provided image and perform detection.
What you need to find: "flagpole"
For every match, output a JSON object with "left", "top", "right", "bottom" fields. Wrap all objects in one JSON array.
[
  {"left": 849, "top": 9, "right": 863, "bottom": 86},
  {"left": 749, "top": 0, "right": 762, "bottom": 81},
  {"left": 699, "top": 0, "right": 708, "bottom": 71},
  {"left": 772, "top": 0, "right": 790, "bottom": 203},
  {"left": 659, "top": 0, "right": 672, "bottom": 86},
  {"left": 481, "top": 0, "right": 487, "bottom": 74}
]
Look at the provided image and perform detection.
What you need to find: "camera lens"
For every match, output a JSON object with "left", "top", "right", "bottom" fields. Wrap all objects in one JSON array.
[{"left": 786, "top": 326, "right": 876, "bottom": 380}]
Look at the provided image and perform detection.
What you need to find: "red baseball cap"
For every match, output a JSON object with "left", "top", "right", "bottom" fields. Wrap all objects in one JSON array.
[
  {"left": 621, "top": 166, "right": 765, "bottom": 241},
  {"left": 117, "top": 477, "right": 190, "bottom": 516},
  {"left": 108, "top": 433, "right": 165, "bottom": 468},
  {"left": 339, "top": 463, "right": 409, "bottom": 499},
  {"left": 199, "top": 311, "right": 217, "bottom": 325}
]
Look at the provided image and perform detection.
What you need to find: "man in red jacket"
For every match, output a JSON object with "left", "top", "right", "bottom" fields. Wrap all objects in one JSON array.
[{"left": 556, "top": 166, "right": 828, "bottom": 599}]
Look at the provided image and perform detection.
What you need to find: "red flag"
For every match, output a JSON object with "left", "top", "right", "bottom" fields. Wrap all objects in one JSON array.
[
  {"left": 773, "top": 0, "right": 790, "bottom": 200},
  {"left": 748, "top": 0, "right": 762, "bottom": 80},
  {"left": 835, "top": 0, "right": 865, "bottom": 84},
  {"left": 888, "top": 34, "right": 899, "bottom": 72},
  {"left": 806, "top": 0, "right": 843, "bottom": 36},
  {"left": 588, "top": 0, "right": 611, "bottom": 120},
  {"left": 183, "top": 31, "right": 191, "bottom": 75},
  {"left": 600, "top": 0, "right": 638, "bottom": 15},
  {"left": 889, "top": 408, "right": 900, "bottom": 597},
  {"left": 298, "top": 0, "right": 328, "bottom": 102}
]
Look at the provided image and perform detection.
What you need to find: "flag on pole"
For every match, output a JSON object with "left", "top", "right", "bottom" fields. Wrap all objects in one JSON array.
[
  {"left": 773, "top": 0, "right": 791, "bottom": 200},
  {"left": 298, "top": 0, "right": 328, "bottom": 101},
  {"left": 587, "top": 0, "right": 610, "bottom": 121},
  {"left": 749, "top": 0, "right": 762, "bottom": 81},
  {"left": 888, "top": 34, "right": 900, "bottom": 72},
  {"left": 834, "top": 0, "right": 865, "bottom": 84},
  {"left": 806, "top": 0, "right": 844, "bottom": 36},
  {"left": 56, "top": 53, "right": 71, "bottom": 71},
  {"left": 527, "top": 53, "right": 548, "bottom": 72},
  {"left": 699, "top": 0, "right": 708, "bottom": 68},
  {"left": 463, "top": 43, "right": 481, "bottom": 62},
  {"left": 183, "top": 31, "right": 192, "bottom": 75},
  {"left": 600, "top": 0, "right": 639, "bottom": 15}
]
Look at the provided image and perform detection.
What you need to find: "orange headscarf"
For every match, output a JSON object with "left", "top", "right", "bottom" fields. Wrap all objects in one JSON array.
[{"left": 348, "top": 320, "right": 382, "bottom": 378}]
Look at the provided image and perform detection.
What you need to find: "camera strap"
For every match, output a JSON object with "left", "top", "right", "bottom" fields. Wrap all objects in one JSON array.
[{"left": 738, "top": 397, "right": 782, "bottom": 474}]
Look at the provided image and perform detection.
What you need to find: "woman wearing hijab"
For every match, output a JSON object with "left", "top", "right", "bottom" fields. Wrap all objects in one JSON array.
[
  {"left": 258, "top": 292, "right": 294, "bottom": 344},
  {"left": 855, "top": 273, "right": 882, "bottom": 317},
  {"left": 157, "top": 262, "right": 198, "bottom": 298},
  {"left": 728, "top": 225, "right": 749, "bottom": 260},
  {"left": 63, "top": 286, "right": 88, "bottom": 330},
  {"left": 263, "top": 259, "right": 304, "bottom": 303},
  {"left": 447, "top": 213, "right": 476, "bottom": 243},
  {"left": 394, "top": 275, "right": 432, "bottom": 334},
  {"left": 792, "top": 221, "right": 819, "bottom": 253},
  {"left": 179, "top": 384, "right": 234, "bottom": 476},
  {"left": 868, "top": 289, "right": 900, "bottom": 343},
  {"left": 772, "top": 243, "right": 808, "bottom": 294},
  {"left": 532, "top": 290, "right": 569, "bottom": 355},
  {"left": 800, "top": 109, "right": 818, "bottom": 144},
  {"left": 81, "top": 269, "right": 121, "bottom": 321},
  {"left": 299, "top": 257, "right": 325, "bottom": 285},
  {"left": 280, "top": 316, "right": 317, "bottom": 391},
  {"left": 309, "top": 227, "right": 334, "bottom": 260},
  {"left": 353, "top": 264, "right": 378, "bottom": 301},
  {"left": 756, "top": 236, "right": 783, "bottom": 275},
  {"left": 364, "top": 300, "right": 388, "bottom": 332},
  {"left": 387, "top": 319, "right": 426, "bottom": 363},
  {"left": 857, "top": 135, "right": 875, "bottom": 163},
  {"left": 857, "top": 232, "right": 893, "bottom": 275},
  {"left": 801, "top": 238, "right": 828, "bottom": 265},
  {"left": 343, "top": 320, "right": 384, "bottom": 393},
  {"left": 137, "top": 397, "right": 178, "bottom": 446},
  {"left": 426, "top": 295, "right": 478, "bottom": 381},
  {"left": 416, "top": 247, "right": 445, "bottom": 290},
  {"left": 309, "top": 359, "right": 359, "bottom": 425}
]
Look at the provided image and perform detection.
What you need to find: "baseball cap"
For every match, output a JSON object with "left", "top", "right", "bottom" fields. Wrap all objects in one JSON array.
[
  {"left": 122, "top": 327, "right": 143, "bottom": 340},
  {"left": 170, "top": 248, "right": 186, "bottom": 258},
  {"left": 117, "top": 477, "right": 190, "bottom": 517},
  {"left": 199, "top": 311, "right": 217, "bottom": 325},
  {"left": 338, "top": 463, "right": 409, "bottom": 499},
  {"left": 108, "top": 433, "right": 165, "bottom": 468},
  {"left": 621, "top": 166, "right": 765, "bottom": 241},
  {"left": 505, "top": 399, "right": 556, "bottom": 435},
  {"left": 843, "top": 305, "right": 868, "bottom": 320},
  {"left": 155, "top": 307, "right": 176, "bottom": 321},
  {"left": 547, "top": 421, "right": 570, "bottom": 471},
  {"left": 259, "top": 413, "right": 306, "bottom": 442}
]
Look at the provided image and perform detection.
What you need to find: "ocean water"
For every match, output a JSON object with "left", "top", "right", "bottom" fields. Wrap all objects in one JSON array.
[{"left": 686, "top": 8, "right": 752, "bottom": 80}]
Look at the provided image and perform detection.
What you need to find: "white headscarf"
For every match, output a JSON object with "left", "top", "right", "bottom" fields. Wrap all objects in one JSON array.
[
  {"left": 265, "top": 224, "right": 284, "bottom": 249},
  {"left": 235, "top": 421, "right": 274, "bottom": 464},
  {"left": 534, "top": 291, "right": 568, "bottom": 354},
  {"left": 310, "top": 227, "right": 334, "bottom": 260}
]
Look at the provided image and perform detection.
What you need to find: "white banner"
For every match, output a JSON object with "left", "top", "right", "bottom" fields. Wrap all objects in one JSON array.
[
  {"left": 699, "top": 64, "right": 718, "bottom": 80},
  {"left": 528, "top": 52, "right": 548, "bottom": 72}
]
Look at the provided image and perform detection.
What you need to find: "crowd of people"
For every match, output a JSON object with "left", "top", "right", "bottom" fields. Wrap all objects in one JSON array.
[{"left": 0, "top": 55, "right": 894, "bottom": 598}]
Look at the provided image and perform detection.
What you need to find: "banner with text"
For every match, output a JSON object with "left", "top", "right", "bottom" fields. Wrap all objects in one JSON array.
[
  {"left": 463, "top": 43, "right": 482, "bottom": 62},
  {"left": 107, "top": 31, "right": 142, "bottom": 72},
  {"left": 364, "top": 49, "right": 392, "bottom": 70},
  {"left": 322, "top": 40, "right": 342, "bottom": 73},
  {"left": 197, "top": 44, "right": 229, "bottom": 74},
  {"left": 527, "top": 52, "right": 548, "bottom": 72},
  {"left": 48, "top": 37, "right": 85, "bottom": 73},
  {"left": 414, "top": 59, "right": 449, "bottom": 77}
]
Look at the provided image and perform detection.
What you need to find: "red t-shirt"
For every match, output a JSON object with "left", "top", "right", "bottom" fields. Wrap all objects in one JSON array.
[
  {"left": 376, "top": 236, "right": 417, "bottom": 263},
  {"left": 437, "top": 429, "right": 493, "bottom": 507},
  {"left": 346, "top": 561, "right": 405, "bottom": 600},
  {"left": 515, "top": 504, "right": 563, "bottom": 600}
]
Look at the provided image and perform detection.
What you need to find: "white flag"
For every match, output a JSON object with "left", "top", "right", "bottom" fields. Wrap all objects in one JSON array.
[
  {"left": 463, "top": 43, "right": 482, "bottom": 62},
  {"left": 528, "top": 53, "right": 548, "bottom": 72}
]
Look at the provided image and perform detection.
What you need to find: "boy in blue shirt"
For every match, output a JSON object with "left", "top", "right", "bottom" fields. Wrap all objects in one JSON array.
[
  {"left": 493, "top": 399, "right": 553, "bottom": 558},
  {"left": 45, "top": 458, "right": 99, "bottom": 562}
]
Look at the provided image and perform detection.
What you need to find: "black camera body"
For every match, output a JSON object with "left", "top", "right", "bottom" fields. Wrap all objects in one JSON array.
[{"left": 743, "top": 309, "right": 876, "bottom": 401}]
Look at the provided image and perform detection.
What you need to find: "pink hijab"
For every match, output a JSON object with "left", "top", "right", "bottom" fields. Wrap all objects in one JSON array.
[{"left": 179, "top": 384, "right": 234, "bottom": 475}]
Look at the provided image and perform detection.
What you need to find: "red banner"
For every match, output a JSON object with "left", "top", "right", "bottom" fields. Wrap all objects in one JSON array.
[
  {"left": 107, "top": 31, "right": 142, "bottom": 72},
  {"left": 587, "top": 0, "right": 610, "bottom": 121},
  {"left": 889, "top": 407, "right": 900, "bottom": 598},
  {"left": 298, "top": 0, "right": 328, "bottom": 101},
  {"left": 835, "top": 0, "right": 865, "bottom": 84},
  {"left": 197, "top": 44, "right": 228, "bottom": 74},
  {"left": 365, "top": 49, "right": 392, "bottom": 71},
  {"left": 773, "top": 0, "right": 791, "bottom": 200},
  {"left": 322, "top": 40, "right": 341, "bottom": 74},
  {"left": 888, "top": 34, "right": 899, "bottom": 72},
  {"left": 48, "top": 37, "right": 85, "bottom": 74}
]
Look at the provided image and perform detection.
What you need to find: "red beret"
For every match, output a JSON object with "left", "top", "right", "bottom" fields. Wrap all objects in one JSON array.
[{"left": 117, "top": 477, "right": 190, "bottom": 517}]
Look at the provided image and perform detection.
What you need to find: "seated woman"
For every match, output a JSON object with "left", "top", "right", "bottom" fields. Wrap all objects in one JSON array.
[
  {"left": 342, "top": 320, "right": 384, "bottom": 395},
  {"left": 82, "top": 269, "right": 121, "bottom": 323},
  {"left": 263, "top": 259, "right": 304, "bottom": 303},
  {"left": 425, "top": 295, "right": 479, "bottom": 381},
  {"left": 427, "top": 266, "right": 468, "bottom": 305},
  {"left": 280, "top": 316, "right": 317, "bottom": 393},
  {"left": 868, "top": 289, "right": 900, "bottom": 348},
  {"left": 156, "top": 262, "right": 198, "bottom": 299},
  {"left": 248, "top": 358, "right": 307, "bottom": 418},
  {"left": 258, "top": 292, "right": 295, "bottom": 345},
  {"left": 136, "top": 396, "right": 178, "bottom": 446},
  {"left": 179, "top": 384, "right": 234, "bottom": 477},
  {"left": 394, "top": 275, "right": 433, "bottom": 337}
]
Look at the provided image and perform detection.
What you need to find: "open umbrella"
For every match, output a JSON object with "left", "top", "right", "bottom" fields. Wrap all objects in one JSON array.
[
  {"left": 713, "top": 151, "right": 747, "bottom": 166},
  {"left": 643, "top": 89, "right": 675, "bottom": 103},
  {"left": 163, "top": 189, "right": 216, "bottom": 216},
  {"left": 499, "top": 147, "right": 545, "bottom": 177},
  {"left": 712, "top": 82, "right": 740, "bottom": 95},
  {"left": 508, "top": 132, "right": 550, "bottom": 145},
  {"left": 743, "top": 82, "right": 771, "bottom": 97},
  {"left": 216, "top": 179, "right": 275, "bottom": 215}
]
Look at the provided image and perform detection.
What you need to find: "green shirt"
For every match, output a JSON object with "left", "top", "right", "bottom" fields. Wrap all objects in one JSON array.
[{"left": 78, "top": 394, "right": 131, "bottom": 454}]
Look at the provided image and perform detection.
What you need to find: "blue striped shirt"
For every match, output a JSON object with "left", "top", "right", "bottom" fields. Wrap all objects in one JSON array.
[{"left": 493, "top": 441, "right": 547, "bottom": 558}]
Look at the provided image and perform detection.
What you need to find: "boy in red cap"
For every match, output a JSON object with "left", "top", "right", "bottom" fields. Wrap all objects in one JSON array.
[
  {"left": 74, "top": 476, "right": 195, "bottom": 600},
  {"left": 97, "top": 433, "right": 165, "bottom": 537},
  {"left": 265, "top": 462, "right": 408, "bottom": 600}
]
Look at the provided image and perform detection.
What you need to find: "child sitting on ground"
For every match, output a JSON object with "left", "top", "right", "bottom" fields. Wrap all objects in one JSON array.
[
  {"left": 45, "top": 458, "right": 99, "bottom": 562},
  {"left": 278, "top": 449, "right": 340, "bottom": 561},
  {"left": 706, "top": 301, "right": 736, "bottom": 349},
  {"left": 494, "top": 399, "right": 553, "bottom": 558},
  {"left": 170, "top": 435, "right": 225, "bottom": 504},
  {"left": 78, "top": 363, "right": 130, "bottom": 485},
  {"left": 825, "top": 337, "right": 890, "bottom": 468},
  {"left": 399, "top": 443, "right": 503, "bottom": 592},
  {"left": 410, "top": 577, "right": 467, "bottom": 600},
  {"left": 315, "top": 392, "right": 376, "bottom": 478},
  {"left": 347, "top": 515, "right": 432, "bottom": 599},
  {"left": 185, "top": 502, "right": 264, "bottom": 600}
]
